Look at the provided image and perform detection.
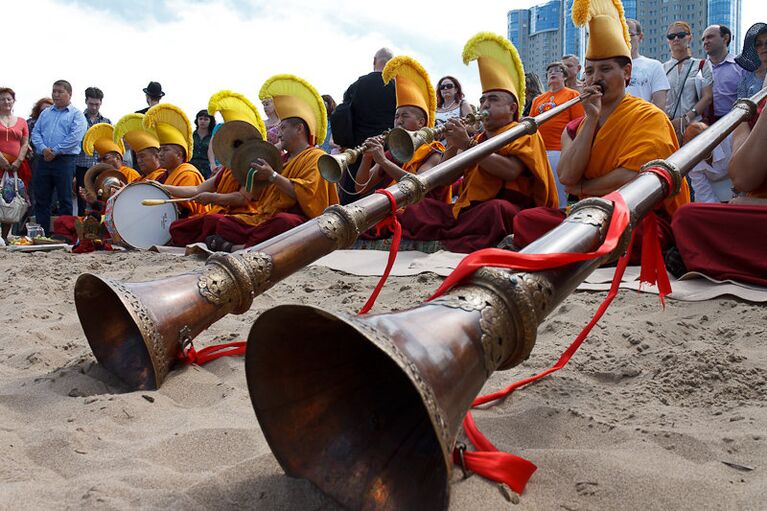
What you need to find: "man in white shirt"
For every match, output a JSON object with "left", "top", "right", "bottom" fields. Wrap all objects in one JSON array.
[
  {"left": 625, "top": 18, "right": 670, "bottom": 109},
  {"left": 684, "top": 122, "right": 734, "bottom": 203}
]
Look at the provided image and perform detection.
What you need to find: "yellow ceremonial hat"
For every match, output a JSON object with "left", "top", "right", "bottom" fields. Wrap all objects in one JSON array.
[
  {"left": 382, "top": 56, "right": 437, "bottom": 128},
  {"left": 208, "top": 90, "right": 267, "bottom": 139},
  {"left": 572, "top": 0, "right": 631, "bottom": 60},
  {"left": 143, "top": 104, "right": 194, "bottom": 162},
  {"left": 83, "top": 123, "right": 125, "bottom": 157},
  {"left": 463, "top": 32, "right": 526, "bottom": 120},
  {"left": 113, "top": 113, "right": 160, "bottom": 153},
  {"left": 259, "top": 74, "right": 326, "bottom": 145}
]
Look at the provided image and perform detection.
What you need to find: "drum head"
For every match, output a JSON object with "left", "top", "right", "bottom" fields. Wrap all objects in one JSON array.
[{"left": 109, "top": 183, "right": 178, "bottom": 249}]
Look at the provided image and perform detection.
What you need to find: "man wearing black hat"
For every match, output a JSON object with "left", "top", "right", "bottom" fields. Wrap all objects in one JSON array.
[{"left": 135, "top": 81, "right": 165, "bottom": 115}]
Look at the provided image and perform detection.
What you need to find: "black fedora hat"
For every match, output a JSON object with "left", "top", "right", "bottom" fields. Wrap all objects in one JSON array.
[
  {"left": 143, "top": 81, "right": 165, "bottom": 98},
  {"left": 735, "top": 23, "right": 767, "bottom": 72}
]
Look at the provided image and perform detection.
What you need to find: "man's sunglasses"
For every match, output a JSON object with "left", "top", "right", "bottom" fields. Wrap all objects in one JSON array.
[
  {"left": 439, "top": 83, "right": 455, "bottom": 90},
  {"left": 667, "top": 31, "right": 689, "bottom": 40}
]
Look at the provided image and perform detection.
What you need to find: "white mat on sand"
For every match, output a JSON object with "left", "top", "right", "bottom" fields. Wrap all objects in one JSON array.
[{"left": 309, "top": 250, "right": 767, "bottom": 303}]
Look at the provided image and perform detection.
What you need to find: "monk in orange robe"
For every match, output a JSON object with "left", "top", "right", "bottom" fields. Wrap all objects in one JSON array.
[
  {"left": 354, "top": 107, "right": 446, "bottom": 202},
  {"left": 512, "top": 11, "right": 690, "bottom": 261},
  {"left": 671, "top": 98, "right": 767, "bottom": 286},
  {"left": 199, "top": 117, "right": 339, "bottom": 251}
]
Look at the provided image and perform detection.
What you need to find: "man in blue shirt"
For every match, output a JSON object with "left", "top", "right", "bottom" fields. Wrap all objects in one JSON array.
[{"left": 30, "top": 80, "right": 87, "bottom": 234}]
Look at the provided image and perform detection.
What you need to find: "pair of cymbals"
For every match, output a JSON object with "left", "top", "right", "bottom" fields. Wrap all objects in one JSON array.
[
  {"left": 213, "top": 120, "right": 282, "bottom": 192},
  {"left": 84, "top": 163, "right": 128, "bottom": 198}
]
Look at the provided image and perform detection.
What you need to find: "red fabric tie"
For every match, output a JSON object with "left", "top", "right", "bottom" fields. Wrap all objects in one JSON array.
[
  {"left": 430, "top": 192, "right": 671, "bottom": 494},
  {"left": 177, "top": 341, "right": 247, "bottom": 365},
  {"left": 358, "top": 189, "right": 402, "bottom": 315}
]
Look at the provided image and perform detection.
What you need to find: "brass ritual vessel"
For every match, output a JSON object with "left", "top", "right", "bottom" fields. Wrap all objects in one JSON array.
[
  {"left": 318, "top": 130, "right": 392, "bottom": 184},
  {"left": 74, "top": 92, "right": 596, "bottom": 391},
  {"left": 387, "top": 110, "right": 488, "bottom": 163},
  {"left": 244, "top": 88, "right": 767, "bottom": 510}
]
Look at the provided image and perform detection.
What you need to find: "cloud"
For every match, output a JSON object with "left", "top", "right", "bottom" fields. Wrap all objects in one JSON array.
[{"left": 21, "top": 0, "right": 761, "bottom": 126}]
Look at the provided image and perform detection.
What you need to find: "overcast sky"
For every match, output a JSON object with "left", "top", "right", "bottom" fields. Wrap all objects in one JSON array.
[{"left": 10, "top": 0, "right": 766, "bottom": 123}]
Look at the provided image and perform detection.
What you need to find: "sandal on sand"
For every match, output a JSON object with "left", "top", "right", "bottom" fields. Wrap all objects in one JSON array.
[{"left": 205, "top": 235, "right": 234, "bottom": 253}]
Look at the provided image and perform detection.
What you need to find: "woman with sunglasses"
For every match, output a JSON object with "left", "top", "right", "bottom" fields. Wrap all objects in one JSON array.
[
  {"left": 662, "top": 21, "right": 713, "bottom": 140},
  {"left": 434, "top": 76, "right": 474, "bottom": 129}
]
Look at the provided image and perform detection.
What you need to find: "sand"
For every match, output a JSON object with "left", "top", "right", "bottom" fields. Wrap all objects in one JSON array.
[{"left": 0, "top": 249, "right": 765, "bottom": 510}]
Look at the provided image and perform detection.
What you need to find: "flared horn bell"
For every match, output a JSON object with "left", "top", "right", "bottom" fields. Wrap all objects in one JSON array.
[
  {"left": 387, "top": 127, "right": 435, "bottom": 164},
  {"left": 318, "top": 153, "right": 352, "bottom": 183},
  {"left": 75, "top": 252, "right": 269, "bottom": 390},
  {"left": 245, "top": 285, "right": 524, "bottom": 510}
]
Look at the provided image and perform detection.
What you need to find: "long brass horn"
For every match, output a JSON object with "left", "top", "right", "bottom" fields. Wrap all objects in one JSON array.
[
  {"left": 388, "top": 110, "right": 488, "bottom": 163},
  {"left": 318, "top": 130, "right": 389, "bottom": 183},
  {"left": 244, "top": 88, "right": 767, "bottom": 510},
  {"left": 75, "top": 92, "right": 594, "bottom": 390}
]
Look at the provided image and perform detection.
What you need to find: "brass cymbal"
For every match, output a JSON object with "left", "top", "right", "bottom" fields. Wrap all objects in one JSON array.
[
  {"left": 84, "top": 163, "right": 128, "bottom": 197},
  {"left": 212, "top": 120, "right": 263, "bottom": 168},
  {"left": 230, "top": 139, "right": 283, "bottom": 192}
]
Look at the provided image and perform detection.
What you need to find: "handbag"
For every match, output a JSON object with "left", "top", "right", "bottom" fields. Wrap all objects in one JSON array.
[{"left": 0, "top": 170, "right": 29, "bottom": 224}]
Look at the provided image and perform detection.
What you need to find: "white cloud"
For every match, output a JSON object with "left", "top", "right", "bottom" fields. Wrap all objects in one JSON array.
[{"left": 12, "top": 0, "right": 765, "bottom": 124}]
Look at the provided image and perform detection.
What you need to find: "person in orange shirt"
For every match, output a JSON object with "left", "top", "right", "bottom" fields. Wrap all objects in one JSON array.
[
  {"left": 529, "top": 60, "right": 585, "bottom": 206},
  {"left": 203, "top": 75, "right": 340, "bottom": 252},
  {"left": 143, "top": 104, "right": 208, "bottom": 217},
  {"left": 168, "top": 90, "right": 269, "bottom": 246},
  {"left": 512, "top": 0, "right": 690, "bottom": 262}
]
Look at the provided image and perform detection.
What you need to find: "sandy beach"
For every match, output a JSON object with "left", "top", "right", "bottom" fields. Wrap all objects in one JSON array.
[{"left": 1, "top": 249, "right": 765, "bottom": 510}]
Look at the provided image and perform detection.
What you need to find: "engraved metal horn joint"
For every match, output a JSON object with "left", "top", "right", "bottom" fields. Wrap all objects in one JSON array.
[
  {"left": 397, "top": 173, "right": 428, "bottom": 205},
  {"left": 199, "top": 251, "right": 273, "bottom": 314},
  {"left": 320, "top": 204, "right": 363, "bottom": 248},
  {"left": 469, "top": 267, "right": 542, "bottom": 370},
  {"left": 641, "top": 159, "right": 682, "bottom": 196},
  {"left": 519, "top": 116, "right": 539, "bottom": 134},
  {"left": 566, "top": 197, "right": 614, "bottom": 243},
  {"left": 733, "top": 97, "right": 758, "bottom": 118}
]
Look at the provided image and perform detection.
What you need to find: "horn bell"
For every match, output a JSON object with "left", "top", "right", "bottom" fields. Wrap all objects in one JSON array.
[
  {"left": 318, "top": 153, "right": 351, "bottom": 183},
  {"left": 387, "top": 127, "right": 434, "bottom": 164},
  {"left": 246, "top": 298, "right": 494, "bottom": 510}
]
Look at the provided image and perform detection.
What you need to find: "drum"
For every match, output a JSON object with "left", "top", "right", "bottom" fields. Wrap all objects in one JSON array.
[{"left": 103, "top": 182, "right": 179, "bottom": 249}]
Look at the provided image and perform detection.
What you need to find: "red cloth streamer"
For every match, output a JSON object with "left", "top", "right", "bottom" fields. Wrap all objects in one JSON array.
[
  {"left": 358, "top": 189, "right": 402, "bottom": 315},
  {"left": 433, "top": 191, "right": 672, "bottom": 494},
  {"left": 177, "top": 341, "right": 247, "bottom": 365},
  {"left": 429, "top": 191, "right": 630, "bottom": 301},
  {"left": 639, "top": 212, "right": 672, "bottom": 306}
]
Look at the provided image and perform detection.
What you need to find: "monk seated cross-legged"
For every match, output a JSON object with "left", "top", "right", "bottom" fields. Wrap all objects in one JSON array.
[
  {"left": 386, "top": 33, "right": 558, "bottom": 253},
  {"left": 190, "top": 76, "right": 339, "bottom": 252},
  {"left": 511, "top": 2, "right": 690, "bottom": 262},
  {"left": 354, "top": 55, "right": 447, "bottom": 203}
]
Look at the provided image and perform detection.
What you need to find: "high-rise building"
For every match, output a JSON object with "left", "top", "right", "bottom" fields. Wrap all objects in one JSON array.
[{"left": 507, "top": 0, "right": 742, "bottom": 84}]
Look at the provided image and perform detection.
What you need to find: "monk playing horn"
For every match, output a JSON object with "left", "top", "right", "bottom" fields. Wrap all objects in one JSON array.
[
  {"left": 511, "top": 0, "right": 690, "bottom": 259},
  {"left": 78, "top": 123, "right": 140, "bottom": 204},
  {"left": 354, "top": 55, "right": 448, "bottom": 202},
  {"left": 381, "top": 33, "right": 558, "bottom": 253}
]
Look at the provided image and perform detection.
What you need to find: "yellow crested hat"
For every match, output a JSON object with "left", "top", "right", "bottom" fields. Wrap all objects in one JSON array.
[
  {"left": 259, "top": 74, "right": 326, "bottom": 145},
  {"left": 113, "top": 113, "right": 160, "bottom": 153},
  {"left": 208, "top": 90, "right": 267, "bottom": 139},
  {"left": 382, "top": 56, "right": 437, "bottom": 128},
  {"left": 83, "top": 123, "right": 125, "bottom": 157},
  {"left": 143, "top": 104, "right": 194, "bottom": 161},
  {"left": 463, "top": 32, "right": 526, "bottom": 119},
  {"left": 572, "top": 0, "right": 631, "bottom": 60}
]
